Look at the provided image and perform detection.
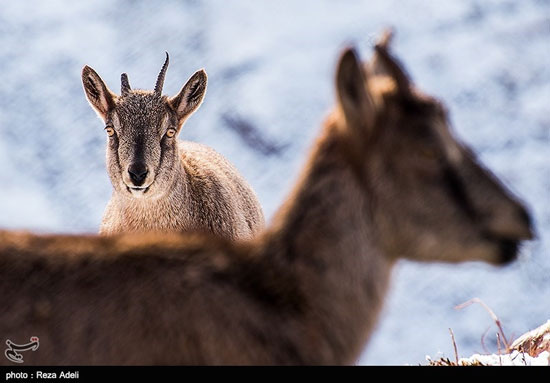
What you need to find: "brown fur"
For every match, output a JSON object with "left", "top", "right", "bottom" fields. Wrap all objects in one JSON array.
[
  {"left": 82, "top": 55, "right": 264, "bottom": 240},
  {"left": 1, "top": 34, "right": 533, "bottom": 365}
]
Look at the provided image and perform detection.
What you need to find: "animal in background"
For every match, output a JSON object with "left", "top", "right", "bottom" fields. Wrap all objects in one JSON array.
[{"left": 82, "top": 53, "right": 264, "bottom": 240}]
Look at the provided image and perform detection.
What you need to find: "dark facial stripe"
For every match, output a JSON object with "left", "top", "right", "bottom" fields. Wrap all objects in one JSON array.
[
  {"left": 442, "top": 164, "right": 478, "bottom": 221},
  {"left": 132, "top": 132, "right": 147, "bottom": 166}
]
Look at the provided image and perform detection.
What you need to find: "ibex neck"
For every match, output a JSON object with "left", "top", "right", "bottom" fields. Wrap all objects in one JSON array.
[{"left": 265, "top": 123, "right": 393, "bottom": 364}]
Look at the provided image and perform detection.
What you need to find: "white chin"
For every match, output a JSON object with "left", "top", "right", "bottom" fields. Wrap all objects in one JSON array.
[
  {"left": 130, "top": 189, "right": 145, "bottom": 198},
  {"left": 126, "top": 186, "right": 149, "bottom": 198}
]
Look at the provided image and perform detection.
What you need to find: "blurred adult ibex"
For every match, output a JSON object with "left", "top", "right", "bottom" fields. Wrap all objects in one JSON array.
[
  {"left": 1, "top": 32, "right": 533, "bottom": 365},
  {"left": 82, "top": 54, "right": 264, "bottom": 240}
]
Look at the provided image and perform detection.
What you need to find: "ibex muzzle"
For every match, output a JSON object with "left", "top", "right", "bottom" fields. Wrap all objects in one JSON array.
[{"left": 127, "top": 162, "right": 149, "bottom": 188}]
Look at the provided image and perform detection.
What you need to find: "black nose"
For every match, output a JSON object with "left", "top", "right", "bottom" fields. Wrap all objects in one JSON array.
[
  {"left": 498, "top": 239, "right": 519, "bottom": 265},
  {"left": 128, "top": 163, "right": 148, "bottom": 186}
]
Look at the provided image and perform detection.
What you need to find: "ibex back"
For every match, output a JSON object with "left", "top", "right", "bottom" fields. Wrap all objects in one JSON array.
[
  {"left": 1, "top": 32, "right": 533, "bottom": 364},
  {"left": 82, "top": 54, "right": 264, "bottom": 239}
]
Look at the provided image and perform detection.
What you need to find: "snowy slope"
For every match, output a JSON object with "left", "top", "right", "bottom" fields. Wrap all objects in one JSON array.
[{"left": 0, "top": 0, "right": 548, "bottom": 365}]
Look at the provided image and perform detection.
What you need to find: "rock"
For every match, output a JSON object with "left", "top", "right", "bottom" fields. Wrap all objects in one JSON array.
[{"left": 510, "top": 320, "right": 550, "bottom": 358}]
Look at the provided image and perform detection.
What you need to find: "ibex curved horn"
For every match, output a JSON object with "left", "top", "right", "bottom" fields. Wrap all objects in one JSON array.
[
  {"left": 154, "top": 52, "right": 170, "bottom": 96},
  {"left": 121, "top": 73, "right": 131, "bottom": 96}
]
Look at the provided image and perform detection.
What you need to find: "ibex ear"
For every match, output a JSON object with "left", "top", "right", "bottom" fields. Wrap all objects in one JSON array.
[
  {"left": 336, "top": 47, "right": 376, "bottom": 135},
  {"left": 82, "top": 66, "right": 116, "bottom": 121},
  {"left": 169, "top": 69, "right": 207, "bottom": 127}
]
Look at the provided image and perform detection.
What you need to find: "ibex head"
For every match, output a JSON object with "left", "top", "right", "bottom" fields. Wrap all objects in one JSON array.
[
  {"left": 82, "top": 53, "right": 207, "bottom": 199},
  {"left": 334, "top": 30, "right": 533, "bottom": 265}
]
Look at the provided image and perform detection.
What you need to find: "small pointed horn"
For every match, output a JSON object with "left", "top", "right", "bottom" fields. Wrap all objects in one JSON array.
[
  {"left": 121, "top": 73, "right": 131, "bottom": 96},
  {"left": 377, "top": 28, "right": 394, "bottom": 50},
  {"left": 154, "top": 52, "right": 170, "bottom": 96},
  {"left": 373, "top": 29, "right": 411, "bottom": 97}
]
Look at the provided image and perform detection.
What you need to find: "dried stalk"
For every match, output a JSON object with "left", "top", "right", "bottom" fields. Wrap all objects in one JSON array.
[
  {"left": 455, "top": 297, "right": 510, "bottom": 351},
  {"left": 449, "top": 328, "right": 459, "bottom": 365}
]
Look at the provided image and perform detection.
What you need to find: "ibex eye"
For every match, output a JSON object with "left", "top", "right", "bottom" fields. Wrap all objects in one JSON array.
[
  {"left": 420, "top": 148, "right": 438, "bottom": 159},
  {"left": 165, "top": 128, "right": 176, "bottom": 138},
  {"left": 105, "top": 126, "right": 115, "bottom": 137}
]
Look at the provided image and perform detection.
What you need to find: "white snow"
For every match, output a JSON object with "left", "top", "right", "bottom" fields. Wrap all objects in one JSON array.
[
  {"left": 458, "top": 351, "right": 550, "bottom": 366},
  {"left": 0, "top": 0, "right": 548, "bottom": 365},
  {"left": 426, "top": 351, "right": 550, "bottom": 366}
]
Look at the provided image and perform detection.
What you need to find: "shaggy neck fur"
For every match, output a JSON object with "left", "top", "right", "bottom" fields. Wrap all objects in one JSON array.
[{"left": 262, "top": 119, "right": 394, "bottom": 364}]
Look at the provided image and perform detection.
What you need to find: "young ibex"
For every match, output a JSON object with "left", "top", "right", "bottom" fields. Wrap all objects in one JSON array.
[
  {"left": 82, "top": 54, "right": 264, "bottom": 239},
  {"left": 1, "top": 32, "right": 533, "bottom": 365}
]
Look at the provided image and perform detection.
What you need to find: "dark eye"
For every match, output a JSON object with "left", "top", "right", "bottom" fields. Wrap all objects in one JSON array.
[
  {"left": 105, "top": 126, "right": 115, "bottom": 137},
  {"left": 421, "top": 148, "right": 436, "bottom": 158},
  {"left": 418, "top": 146, "right": 441, "bottom": 160},
  {"left": 165, "top": 128, "right": 176, "bottom": 138}
]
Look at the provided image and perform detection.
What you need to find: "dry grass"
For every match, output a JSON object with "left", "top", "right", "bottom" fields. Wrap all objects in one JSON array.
[{"left": 427, "top": 298, "right": 550, "bottom": 366}]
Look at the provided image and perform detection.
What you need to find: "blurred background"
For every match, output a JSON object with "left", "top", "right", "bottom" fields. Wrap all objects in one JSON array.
[{"left": 0, "top": 0, "right": 548, "bottom": 365}]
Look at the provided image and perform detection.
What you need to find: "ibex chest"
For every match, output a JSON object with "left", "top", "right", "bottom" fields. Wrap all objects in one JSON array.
[{"left": 100, "top": 195, "right": 191, "bottom": 234}]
